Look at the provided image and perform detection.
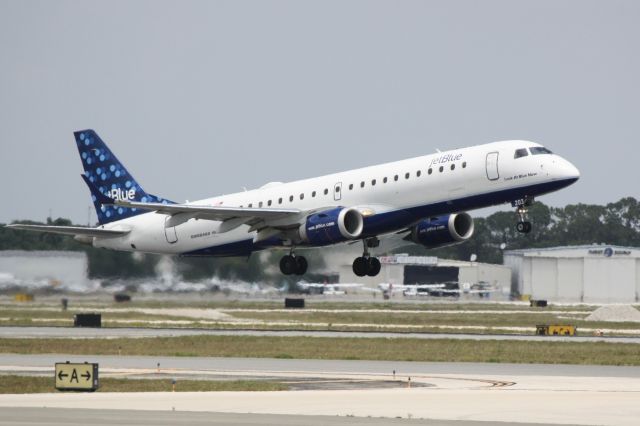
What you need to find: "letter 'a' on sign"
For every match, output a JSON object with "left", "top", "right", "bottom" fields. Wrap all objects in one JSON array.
[{"left": 55, "top": 362, "right": 99, "bottom": 391}]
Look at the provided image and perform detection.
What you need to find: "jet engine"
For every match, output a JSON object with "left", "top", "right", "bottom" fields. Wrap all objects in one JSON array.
[
  {"left": 408, "top": 213, "right": 474, "bottom": 249},
  {"left": 299, "top": 207, "right": 364, "bottom": 246}
]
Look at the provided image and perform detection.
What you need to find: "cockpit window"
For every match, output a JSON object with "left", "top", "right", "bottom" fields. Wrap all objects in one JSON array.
[
  {"left": 530, "top": 147, "right": 553, "bottom": 155},
  {"left": 514, "top": 148, "right": 529, "bottom": 159}
]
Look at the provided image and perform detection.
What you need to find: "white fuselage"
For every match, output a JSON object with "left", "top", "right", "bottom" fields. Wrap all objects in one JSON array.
[{"left": 94, "top": 140, "right": 579, "bottom": 257}]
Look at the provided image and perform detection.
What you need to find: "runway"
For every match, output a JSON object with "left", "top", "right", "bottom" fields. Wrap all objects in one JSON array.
[
  {"left": 1, "top": 354, "right": 640, "bottom": 425},
  {"left": 2, "top": 325, "right": 640, "bottom": 343},
  {"left": 0, "top": 408, "right": 555, "bottom": 426},
  {"left": 3, "top": 353, "right": 640, "bottom": 378}
]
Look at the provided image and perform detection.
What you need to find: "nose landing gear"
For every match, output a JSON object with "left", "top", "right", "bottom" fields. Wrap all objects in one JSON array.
[
  {"left": 352, "top": 238, "right": 382, "bottom": 277},
  {"left": 514, "top": 198, "right": 533, "bottom": 234},
  {"left": 280, "top": 250, "right": 308, "bottom": 275}
]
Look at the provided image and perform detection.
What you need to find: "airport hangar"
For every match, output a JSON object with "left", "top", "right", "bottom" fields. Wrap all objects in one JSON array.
[
  {"left": 504, "top": 245, "right": 640, "bottom": 303},
  {"left": 338, "top": 254, "right": 512, "bottom": 295}
]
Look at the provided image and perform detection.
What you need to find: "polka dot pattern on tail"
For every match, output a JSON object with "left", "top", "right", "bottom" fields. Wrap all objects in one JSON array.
[{"left": 74, "top": 129, "right": 174, "bottom": 225}]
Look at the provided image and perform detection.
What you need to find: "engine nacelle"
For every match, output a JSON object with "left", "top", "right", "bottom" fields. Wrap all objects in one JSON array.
[
  {"left": 299, "top": 207, "right": 364, "bottom": 246},
  {"left": 409, "top": 213, "right": 474, "bottom": 249}
]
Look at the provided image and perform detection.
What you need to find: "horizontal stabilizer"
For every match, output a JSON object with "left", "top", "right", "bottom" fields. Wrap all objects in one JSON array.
[{"left": 5, "top": 224, "right": 129, "bottom": 238}]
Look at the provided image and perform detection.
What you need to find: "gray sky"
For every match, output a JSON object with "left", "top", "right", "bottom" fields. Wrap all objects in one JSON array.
[{"left": 1, "top": 1, "right": 638, "bottom": 225}]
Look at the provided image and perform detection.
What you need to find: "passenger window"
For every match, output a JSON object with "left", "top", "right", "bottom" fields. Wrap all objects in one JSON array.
[
  {"left": 324, "top": 188, "right": 328, "bottom": 195},
  {"left": 514, "top": 148, "right": 529, "bottom": 159},
  {"left": 383, "top": 177, "right": 388, "bottom": 183},
  {"left": 405, "top": 172, "right": 410, "bottom": 179},
  {"left": 300, "top": 193, "right": 304, "bottom": 200},
  {"left": 289, "top": 195, "right": 293, "bottom": 202},
  {"left": 416, "top": 170, "right": 421, "bottom": 177},
  {"left": 278, "top": 197, "right": 282, "bottom": 204},
  {"left": 349, "top": 184, "right": 353, "bottom": 190},
  {"left": 428, "top": 168, "right": 433, "bottom": 175},
  {"left": 360, "top": 181, "right": 365, "bottom": 188},
  {"left": 267, "top": 200, "right": 272, "bottom": 206},
  {"left": 450, "top": 164, "right": 455, "bottom": 170},
  {"left": 394, "top": 175, "right": 399, "bottom": 181},
  {"left": 259, "top": 202, "right": 263, "bottom": 207},
  {"left": 371, "top": 179, "right": 376, "bottom": 186},
  {"left": 312, "top": 191, "right": 316, "bottom": 197},
  {"left": 439, "top": 166, "right": 444, "bottom": 173},
  {"left": 462, "top": 162, "right": 467, "bottom": 168},
  {"left": 248, "top": 203, "right": 252, "bottom": 208}
]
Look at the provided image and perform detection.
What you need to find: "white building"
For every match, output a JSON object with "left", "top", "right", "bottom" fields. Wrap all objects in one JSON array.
[
  {"left": 339, "top": 254, "right": 511, "bottom": 295},
  {"left": 504, "top": 245, "right": 640, "bottom": 303},
  {"left": 0, "top": 250, "right": 89, "bottom": 291}
]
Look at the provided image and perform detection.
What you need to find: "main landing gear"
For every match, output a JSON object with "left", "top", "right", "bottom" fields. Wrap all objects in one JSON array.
[
  {"left": 515, "top": 202, "right": 532, "bottom": 234},
  {"left": 279, "top": 251, "right": 308, "bottom": 276},
  {"left": 352, "top": 238, "right": 381, "bottom": 277}
]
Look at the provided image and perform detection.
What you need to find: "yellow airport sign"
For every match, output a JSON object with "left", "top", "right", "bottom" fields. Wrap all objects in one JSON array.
[{"left": 55, "top": 362, "right": 99, "bottom": 391}]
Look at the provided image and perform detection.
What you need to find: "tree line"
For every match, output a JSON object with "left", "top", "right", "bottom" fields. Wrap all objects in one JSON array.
[{"left": 2, "top": 197, "right": 639, "bottom": 280}]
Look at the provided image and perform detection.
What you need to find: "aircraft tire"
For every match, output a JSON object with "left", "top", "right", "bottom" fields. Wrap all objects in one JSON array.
[
  {"left": 352, "top": 257, "right": 369, "bottom": 277},
  {"left": 516, "top": 221, "right": 532, "bottom": 234},
  {"left": 367, "top": 257, "right": 381, "bottom": 277},
  {"left": 295, "top": 256, "right": 308, "bottom": 275},
  {"left": 280, "top": 255, "right": 297, "bottom": 275}
]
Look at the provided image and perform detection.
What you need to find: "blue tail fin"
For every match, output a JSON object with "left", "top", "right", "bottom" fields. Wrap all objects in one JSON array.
[{"left": 75, "top": 129, "right": 173, "bottom": 225}]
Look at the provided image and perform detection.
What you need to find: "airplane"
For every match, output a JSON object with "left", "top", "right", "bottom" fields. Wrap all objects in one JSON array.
[
  {"left": 7, "top": 130, "right": 579, "bottom": 277},
  {"left": 378, "top": 282, "right": 500, "bottom": 297},
  {"left": 296, "top": 282, "right": 366, "bottom": 295},
  {"left": 377, "top": 282, "right": 448, "bottom": 293}
]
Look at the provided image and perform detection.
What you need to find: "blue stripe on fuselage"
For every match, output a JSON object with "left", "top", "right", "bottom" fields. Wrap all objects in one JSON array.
[{"left": 181, "top": 178, "right": 577, "bottom": 257}]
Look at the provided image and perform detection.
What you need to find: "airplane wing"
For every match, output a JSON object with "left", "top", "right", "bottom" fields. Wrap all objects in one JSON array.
[
  {"left": 5, "top": 224, "right": 129, "bottom": 238},
  {"left": 87, "top": 178, "right": 304, "bottom": 234},
  {"left": 114, "top": 199, "right": 301, "bottom": 222}
]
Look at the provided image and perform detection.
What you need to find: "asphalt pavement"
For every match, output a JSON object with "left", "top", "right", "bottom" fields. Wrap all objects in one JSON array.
[{"left": 2, "top": 325, "right": 639, "bottom": 343}]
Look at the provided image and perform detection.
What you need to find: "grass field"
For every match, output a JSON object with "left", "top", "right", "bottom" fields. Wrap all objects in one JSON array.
[
  {"left": 2, "top": 300, "right": 638, "bottom": 336},
  {"left": 2, "top": 335, "right": 640, "bottom": 365},
  {"left": 0, "top": 375, "right": 287, "bottom": 393}
]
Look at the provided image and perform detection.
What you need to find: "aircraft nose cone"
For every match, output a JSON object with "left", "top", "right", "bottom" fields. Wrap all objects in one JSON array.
[
  {"left": 557, "top": 157, "right": 580, "bottom": 181},
  {"left": 565, "top": 160, "right": 580, "bottom": 180}
]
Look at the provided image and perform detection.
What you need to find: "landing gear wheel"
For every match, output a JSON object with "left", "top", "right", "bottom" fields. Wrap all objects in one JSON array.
[
  {"left": 295, "top": 256, "right": 308, "bottom": 275},
  {"left": 353, "top": 257, "right": 369, "bottom": 277},
  {"left": 279, "top": 255, "right": 297, "bottom": 275},
  {"left": 515, "top": 200, "right": 533, "bottom": 234},
  {"left": 367, "top": 257, "right": 381, "bottom": 277},
  {"left": 516, "top": 221, "right": 532, "bottom": 234},
  {"left": 352, "top": 256, "right": 381, "bottom": 277}
]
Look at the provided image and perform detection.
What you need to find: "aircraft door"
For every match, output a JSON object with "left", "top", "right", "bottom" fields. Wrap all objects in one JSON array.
[
  {"left": 164, "top": 217, "right": 178, "bottom": 244},
  {"left": 334, "top": 182, "right": 342, "bottom": 201},
  {"left": 486, "top": 152, "right": 499, "bottom": 181}
]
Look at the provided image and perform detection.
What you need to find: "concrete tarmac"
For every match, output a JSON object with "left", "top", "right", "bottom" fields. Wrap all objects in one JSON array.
[
  {"left": 1, "top": 355, "right": 640, "bottom": 425},
  {"left": 2, "top": 325, "right": 639, "bottom": 343},
  {"left": 2, "top": 354, "right": 640, "bottom": 378},
  {"left": 0, "top": 408, "right": 568, "bottom": 426}
]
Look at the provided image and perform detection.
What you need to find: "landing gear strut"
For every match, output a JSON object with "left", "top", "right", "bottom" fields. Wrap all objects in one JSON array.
[
  {"left": 352, "top": 238, "right": 381, "bottom": 277},
  {"left": 515, "top": 200, "right": 532, "bottom": 234},
  {"left": 280, "top": 250, "right": 307, "bottom": 276}
]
